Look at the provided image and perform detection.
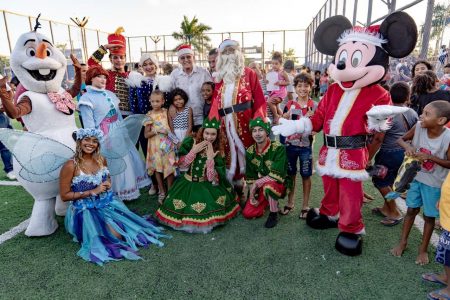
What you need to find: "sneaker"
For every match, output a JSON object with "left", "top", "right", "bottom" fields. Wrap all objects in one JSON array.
[
  {"left": 6, "top": 172, "right": 16, "bottom": 180},
  {"left": 148, "top": 186, "right": 157, "bottom": 195}
]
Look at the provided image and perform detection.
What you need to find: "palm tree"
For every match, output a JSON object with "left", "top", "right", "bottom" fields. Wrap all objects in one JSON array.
[{"left": 172, "top": 16, "right": 212, "bottom": 52}]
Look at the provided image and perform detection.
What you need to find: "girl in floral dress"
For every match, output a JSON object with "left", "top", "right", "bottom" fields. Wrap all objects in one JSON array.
[{"left": 144, "top": 90, "right": 177, "bottom": 204}]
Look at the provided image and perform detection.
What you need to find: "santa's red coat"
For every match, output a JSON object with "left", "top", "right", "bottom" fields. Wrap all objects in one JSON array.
[{"left": 211, "top": 67, "right": 266, "bottom": 173}]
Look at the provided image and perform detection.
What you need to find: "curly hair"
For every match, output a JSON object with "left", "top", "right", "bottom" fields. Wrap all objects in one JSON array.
[
  {"left": 168, "top": 88, "right": 189, "bottom": 106},
  {"left": 412, "top": 70, "right": 438, "bottom": 95},
  {"left": 293, "top": 73, "right": 314, "bottom": 87},
  {"left": 194, "top": 127, "right": 225, "bottom": 156}
]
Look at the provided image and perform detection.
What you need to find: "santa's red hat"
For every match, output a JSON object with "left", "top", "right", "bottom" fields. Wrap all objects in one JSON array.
[
  {"left": 107, "top": 27, "right": 126, "bottom": 55},
  {"left": 337, "top": 25, "right": 387, "bottom": 47},
  {"left": 177, "top": 44, "right": 194, "bottom": 57}
]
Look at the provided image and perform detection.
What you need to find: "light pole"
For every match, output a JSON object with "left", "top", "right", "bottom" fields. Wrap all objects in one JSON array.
[
  {"left": 150, "top": 35, "right": 161, "bottom": 59},
  {"left": 70, "top": 17, "right": 89, "bottom": 61}
]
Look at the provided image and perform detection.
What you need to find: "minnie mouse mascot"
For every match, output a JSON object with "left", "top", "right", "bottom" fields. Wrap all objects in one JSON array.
[{"left": 273, "top": 11, "right": 417, "bottom": 256}]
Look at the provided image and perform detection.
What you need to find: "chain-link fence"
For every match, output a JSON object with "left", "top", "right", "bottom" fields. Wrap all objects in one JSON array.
[
  {"left": 1, "top": 1, "right": 444, "bottom": 76},
  {"left": 127, "top": 30, "right": 306, "bottom": 70},
  {"left": 304, "top": 0, "right": 438, "bottom": 72}
]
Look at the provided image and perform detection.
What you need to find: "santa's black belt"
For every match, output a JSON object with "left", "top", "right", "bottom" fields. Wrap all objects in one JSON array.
[
  {"left": 219, "top": 101, "right": 252, "bottom": 116},
  {"left": 324, "top": 134, "right": 368, "bottom": 149}
]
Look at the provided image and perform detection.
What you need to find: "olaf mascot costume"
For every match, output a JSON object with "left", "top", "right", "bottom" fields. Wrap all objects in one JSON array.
[
  {"left": 273, "top": 12, "right": 417, "bottom": 256},
  {"left": 0, "top": 20, "right": 80, "bottom": 236}
]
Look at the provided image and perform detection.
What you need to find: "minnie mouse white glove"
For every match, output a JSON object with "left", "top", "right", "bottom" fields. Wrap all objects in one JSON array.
[
  {"left": 271, "top": 117, "right": 313, "bottom": 137},
  {"left": 366, "top": 105, "right": 409, "bottom": 132}
]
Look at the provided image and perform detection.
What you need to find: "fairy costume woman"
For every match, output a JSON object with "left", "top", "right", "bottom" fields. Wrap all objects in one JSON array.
[
  {"left": 60, "top": 128, "right": 170, "bottom": 265},
  {"left": 155, "top": 114, "right": 240, "bottom": 233}
]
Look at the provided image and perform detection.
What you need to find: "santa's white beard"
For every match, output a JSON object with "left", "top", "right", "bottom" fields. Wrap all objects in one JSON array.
[{"left": 216, "top": 53, "right": 244, "bottom": 84}]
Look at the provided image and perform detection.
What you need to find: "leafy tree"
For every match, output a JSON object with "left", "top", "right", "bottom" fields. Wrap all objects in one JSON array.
[
  {"left": 172, "top": 16, "right": 212, "bottom": 52},
  {"left": 431, "top": 4, "right": 450, "bottom": 54}
]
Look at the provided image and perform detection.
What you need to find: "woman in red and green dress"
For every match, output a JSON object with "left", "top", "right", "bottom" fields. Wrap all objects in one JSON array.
[{"left": 155, "top": 116, "right": 240, "bottom": 233}]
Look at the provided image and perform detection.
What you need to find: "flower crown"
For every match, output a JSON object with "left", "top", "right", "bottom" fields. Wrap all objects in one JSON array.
[{"left": 75, "top": 128, "right": 104, "bottom": 141}]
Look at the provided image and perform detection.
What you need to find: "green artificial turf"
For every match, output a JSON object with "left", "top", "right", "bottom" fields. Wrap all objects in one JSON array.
[
  {"left": 0, "top": 185, "right": 442, "bottom": 299},
  {"left": 0, "top": 126, "right": 443, "bottom": 299}
]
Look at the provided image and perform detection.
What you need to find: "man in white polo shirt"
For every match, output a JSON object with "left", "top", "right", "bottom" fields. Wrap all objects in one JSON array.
[{"left": 170, "top": 44, "right": 212, "bottom": 131}]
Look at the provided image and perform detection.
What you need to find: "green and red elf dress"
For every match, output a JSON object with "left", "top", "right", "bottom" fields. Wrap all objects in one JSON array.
[
  {"left": 242, "top": 118, "right": 289, "bottom": 219},
  {"left": 155, "top": 117, "right": 240, "bottom": 233}
]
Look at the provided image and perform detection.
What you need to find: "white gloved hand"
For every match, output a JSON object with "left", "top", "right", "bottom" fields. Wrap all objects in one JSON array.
[
  {"left": 366, "top": 105, "right": 409, "bottom": 132},
  {"left": 271, "top": 117, "right": 312, "bottom": 137}
]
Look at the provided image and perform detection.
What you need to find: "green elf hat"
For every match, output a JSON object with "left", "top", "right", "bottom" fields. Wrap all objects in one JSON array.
[
  {"left": 202, "top": 116, "right": 220, "bottom": 129},
  {"left": 249, "top": 106, "right": 270, "bottom": 133},
  {"left": 203, "top": 98, "right": 221, "bottom": 129}
]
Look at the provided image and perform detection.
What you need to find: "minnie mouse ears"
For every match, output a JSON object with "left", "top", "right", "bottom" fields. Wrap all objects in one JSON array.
[
  {"left": 379, "top": 11, "right": 417, "bottom": 58},
  {"left": 313, "top": 16, "right": 352, "bottom": 56},
  {"left": 313, "top": 11, "right": 417, "bottom": 58}
]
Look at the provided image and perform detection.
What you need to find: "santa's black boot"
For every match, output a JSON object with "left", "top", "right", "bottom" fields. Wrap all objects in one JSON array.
[
  {"left": 335, "top": 232, "right": 363, "bottom": 256},
  {"left": 265, "top": 212, "right": 278, "bottom": 228},
  {"left": 306, "top": 208, "right": 338, "bottom": 229}
]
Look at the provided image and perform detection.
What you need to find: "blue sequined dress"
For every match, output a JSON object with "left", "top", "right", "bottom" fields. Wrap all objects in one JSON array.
[{"left": 65, "top": 167, "right": 170, "bottom": 265}]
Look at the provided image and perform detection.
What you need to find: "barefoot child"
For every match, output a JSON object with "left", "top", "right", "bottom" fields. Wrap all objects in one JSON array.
[
  {"left": 144, "top": 90, "right": 177, "bottom": 204},
  {"left": 423, "top": 172, "right": 450, "bottom": 299},
  {"left": 390, "top": 100, "right": 450, "bottom": 265},
  {"left": 369, "top": 82, "right": 418, "bottom": 226}
]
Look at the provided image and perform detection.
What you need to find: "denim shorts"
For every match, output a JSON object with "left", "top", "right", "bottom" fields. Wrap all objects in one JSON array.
[
  {"left": 372, "top": 148, "right": 405, "bottom": 188},
  {"left": 0, "top": 113, "right": 10, "bottom": 128},
  {"left": 406, "top": 180, "right": 440, "bottom": 218},
  {"left": 436, "top": 230, "right": 450, "bottom": 267},
  {"left": 286, "top": 145, "right": 312, "bottom": 177}
]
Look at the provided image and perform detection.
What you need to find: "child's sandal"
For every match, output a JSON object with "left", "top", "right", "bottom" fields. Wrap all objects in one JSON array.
[
  {"left": 299, "top": 208, "right": 310, "bottom": 220},
  {"left": 158, "top": 193, "right": 166, "bottom": 205}
]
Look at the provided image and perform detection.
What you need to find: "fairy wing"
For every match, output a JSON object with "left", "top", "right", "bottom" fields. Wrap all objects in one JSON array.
[
  {"left": 0, "top": 128, "right": 74, "bottom": 182},
  {"left": 100, "top": 114, "right": 145, "bottom": 176}
]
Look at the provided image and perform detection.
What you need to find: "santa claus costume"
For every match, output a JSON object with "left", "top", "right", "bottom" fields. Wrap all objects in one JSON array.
[
  {"left": 209, "top": 39, "right": 266, "bottom": 186},
  {"left": 273, "top": 12, "right": 418, "bottom": 255}
]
